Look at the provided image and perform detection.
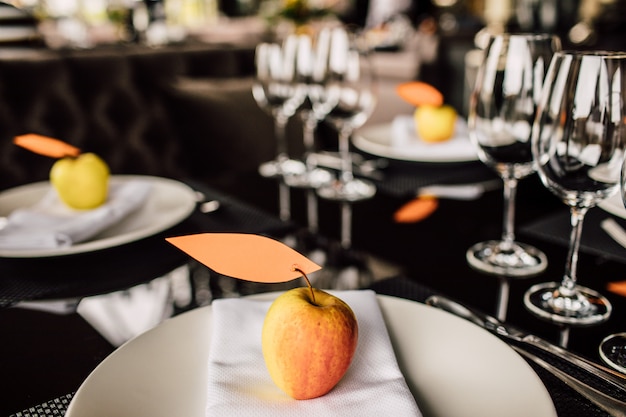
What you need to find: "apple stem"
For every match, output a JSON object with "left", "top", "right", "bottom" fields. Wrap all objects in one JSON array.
[{"left": 292, "top": 265, "right": 316, "bottom": 305}]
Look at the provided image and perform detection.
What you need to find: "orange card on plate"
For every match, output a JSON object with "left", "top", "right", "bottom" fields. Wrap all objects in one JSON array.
[
  {"left": 14, "top": 133, "right": 81, "bottom": 158},
  {"left": 396, "top": 81, "right": 444, "bottom": 107},
  {"left": 166, "top": 233, "right": 321, "bottom": 283}
]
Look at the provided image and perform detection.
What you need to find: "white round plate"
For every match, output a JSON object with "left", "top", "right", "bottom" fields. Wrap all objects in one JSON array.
[
  {"left": 0, "top": 175, "right": 197, "bottom": 258},
  {"left": 65, "top": 294, "right": 557, "bottom": 417},
  {"left": 598, "top": 191, "right": 626, "bottom": 219},
  {"left": 353, "top": 119, "right": 478, "bottom": 163}
]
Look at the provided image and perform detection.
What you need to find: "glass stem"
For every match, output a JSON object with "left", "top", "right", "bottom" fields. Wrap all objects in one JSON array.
[
  {"left": 303, "top": 113, "right": 316, "bottom": 146},
  {"left": 341, "top": 201, "right": 352, "bottom": 249},
  {"left": 561, "top": 207, "right": 588, "bottom": 295},
  {"left": 302, "top": 111, "right": 319, "bottom": 233},
  {"left": 338, "top": 127, "right": 354, "bottom": 183},
  {"left": 501, "top": 177, "right": 518, "bottom": 247},
  {"left": 275, "top": 113, "right": 289, "bottom": 162},
  {"left": 307, "top": 189, "right": 318, "bottom": 234},
  {"left": 495, "top": 277, "right": 510, "bottom": 322},
  {"left": 275, "top": 114, "right": 290, "bottom": 221}
]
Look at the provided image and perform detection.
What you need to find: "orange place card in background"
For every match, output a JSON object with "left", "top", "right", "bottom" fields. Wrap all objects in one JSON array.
[
  {"left": 14, "top": 133, "right": 81, "bottom": 158},
  {"left": 166, "top": 233, "right": 321, "bottom": 283},
  {"left": 607, "top": 281, "right": 626, "bottom": 298},
  {"left": 396, "top": 81, "right": 444, "bottom": 107},
  {"left": 393, "top": 196, "right": 439, "bottom": 223}
]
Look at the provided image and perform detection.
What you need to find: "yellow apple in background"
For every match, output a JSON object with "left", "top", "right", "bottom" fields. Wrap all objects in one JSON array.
[
  {"left": 49, "top": 152, "right": 110, "bottom": 210},
  {"left": 262, "top": 287, "right": 358, "bottom": 400},
  {"left": 414, "top": 104, "right": 458, "bottom": 143}
]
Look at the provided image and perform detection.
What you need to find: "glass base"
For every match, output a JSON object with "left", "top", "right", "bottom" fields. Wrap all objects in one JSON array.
[
  {"left": 599, "top": 333, "right": 626, "bottom": 374},
  {"left": 466, "top": 240, "right": 547, "bottom": 277},
  {"left": 524, "top": 282, "right": 612, "bottom": 326},
  {"left": 259, "top": 158, "right": 306, "bottom": 178},
  {"left": 316, "top": 178, "right": 376, "bottom": 202},
  {"left": 284, "top": 168, "right": 333, "bottom": 189}
]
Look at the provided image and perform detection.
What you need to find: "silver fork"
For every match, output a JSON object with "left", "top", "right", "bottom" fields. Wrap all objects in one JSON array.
[{"left": 514, "top": 347, "right": 626, "bottom": 417}]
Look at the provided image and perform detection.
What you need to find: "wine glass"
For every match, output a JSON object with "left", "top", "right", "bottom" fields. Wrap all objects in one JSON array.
[
  {"left": 524, "top": 50, "right": 626, "bottom": 347},
  {"left": 599, "top": 332, "right": 626, "bottom": 374},
  {"left": 316, "top": 26, "right": 377, "bottom": 249},
  {"left": 252, "top": 36, "right": 307, "bottom": 221},
  {"left": 467, "top": 33, "right": 559, "bottom": 276},
  {"left": 598, "top": 153, "right": 626, "bottom": 374},
  {"left": 284, "top": 29, "right": 337, "bottom": 237},
  {"left": 467, "top": 33, "right": 559, "bottom": 321}
]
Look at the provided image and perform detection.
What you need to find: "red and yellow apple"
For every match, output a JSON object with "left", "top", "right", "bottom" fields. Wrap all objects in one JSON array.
[
  {"left": 49, "top": 152, "right": 110, "bottom": 210},
  {"left": 414, "top": 104, "right": 457, "bottom": 143},
  {"left": 262, "top": 286, "right": 358, "bottom": 400}
]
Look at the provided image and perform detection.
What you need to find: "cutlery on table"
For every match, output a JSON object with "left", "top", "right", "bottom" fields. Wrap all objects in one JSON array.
[
  {"left": 417, "top": 179, "right": 501, "bottom": 201},
  {"left": 425, "top": 295, "right": 626, "bottom": 391},
  {"left": 310, "top": 152, "right": 386, "bottom": 181},
  {"left": 513, "top": 346, "right": 626, "bottom": 417},
  {"left": 194, "top": 190, "right": 221, "bottom": 214}
]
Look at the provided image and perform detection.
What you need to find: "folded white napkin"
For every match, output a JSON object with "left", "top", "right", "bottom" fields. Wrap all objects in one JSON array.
[
  {"left": 0, "top": 179, "right": 152, "bottom": 250},
  {"left": 77, "top": 269, "right": 179, "bottom": 346},
  {"left": 390, "top": 115, "right": 476, "bottom": 161},
  {"left": 206, "top": 290, "right": 421, "bottom": 416}
]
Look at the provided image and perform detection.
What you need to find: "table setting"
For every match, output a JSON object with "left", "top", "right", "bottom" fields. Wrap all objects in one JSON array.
[
  {"left": 0, "top": 175, "right": 294, "bottom": 309},
  {"left": 8, "top": 275, "right": 625, "bottom": 417},
  {"left": 3, "top": 20, "right": 626, "bottom": 417}
]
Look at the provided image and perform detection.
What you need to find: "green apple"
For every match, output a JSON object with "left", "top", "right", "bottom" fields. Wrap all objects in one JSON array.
[
  {"left": 262, "top": 286, "right": 358, "bottom": 400},
  {"left": 414, "top": 104, "right": 457, "bottom": 143},
  {"left": 49, "top": 152, "right": 110, "bottom": 210}
]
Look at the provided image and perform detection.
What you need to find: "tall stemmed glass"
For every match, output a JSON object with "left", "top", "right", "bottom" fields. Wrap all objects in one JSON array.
[
  {"left": 252, "top": 36, "right": 307, "bottom": 221},
  {"left": 467, "top": 33, "right": 559, "bottom": 320},
  {"left": 524, "top": 50, "right": 626, "bottom": 347},
  {"left": 285, "top": 29, "right": 337, "bottom": 236},
  {"left": 317, "top": 26, "right": 377, "bottom": 249},
  {"left": 598, "top": 155, "right": 626, "bottom": 374}
]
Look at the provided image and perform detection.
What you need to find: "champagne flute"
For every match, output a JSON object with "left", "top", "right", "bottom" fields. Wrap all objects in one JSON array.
[
  {"left": 317, "top": 26, "right": 377, "bottom": 249},
  {"left": 467, "top": 33, "right": 559, "bottom": 278},
  {"left": 252, "top": 36, "right": 307, "bottom": 221},
  {"left": 524, "top": 50, "right": 626, "bottom": 347}
]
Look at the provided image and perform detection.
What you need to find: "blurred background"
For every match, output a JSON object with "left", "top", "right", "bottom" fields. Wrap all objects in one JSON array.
[{"left": 3, "top": 0, "right": 625, "bottom": 113}]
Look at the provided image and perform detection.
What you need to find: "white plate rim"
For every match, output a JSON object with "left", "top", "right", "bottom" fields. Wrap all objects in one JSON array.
[
  {"left": 65, "top": 293, "right": 557, "bottom": 417},
  {"left": 598, "top": 191, "right": 626, "bottom": 219},
  {"left": 0, "top": 175, "right": 197, "bottom": 258},
  {"left": 353, "top": 122, "right": 479, "bottom": 163}
]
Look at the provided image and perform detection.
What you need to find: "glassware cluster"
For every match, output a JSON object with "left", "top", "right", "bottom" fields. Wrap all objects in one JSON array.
[
  {"left": 470, "top": 35, "right": 626, "bottom": 354},
  {"left": 524, "top": 50, "right": 626, "bottom": 347},
  {"left": 252, "top": 24, "right": 378, "bottom": 256}
]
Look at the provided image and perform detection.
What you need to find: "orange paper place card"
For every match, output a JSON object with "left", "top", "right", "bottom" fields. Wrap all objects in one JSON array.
[
  {"left": 607, "top": 281, "right": 626, "bottom": 298},
  {"left": 396, "top": 81, "right": 444, "bottom": 107},
  {"left": 166, "top": 233, "right": 321, "bottom": 283},
  {"left": 393, "top": 196, "right": 439, "bottom": 223},
  {"left": 14, "top": 133, "right": 81, "bottom": 158}
]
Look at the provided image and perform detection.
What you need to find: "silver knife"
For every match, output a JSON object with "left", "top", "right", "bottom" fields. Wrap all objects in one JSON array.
[{"left": 425, "top": 295, "right": 626, "bottom": 391}]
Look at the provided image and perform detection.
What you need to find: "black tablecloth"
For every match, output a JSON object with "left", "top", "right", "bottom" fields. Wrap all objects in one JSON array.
[
  {"left": 371, "top": 159, "right": 498, "bottom": 197},
  {"left": 350, "top": 154, "right": 498, "bottom": 198},
  {"left": 521, "top": 206, "right": 626, "bottom": 265}
]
